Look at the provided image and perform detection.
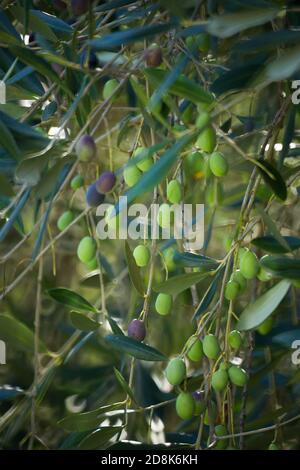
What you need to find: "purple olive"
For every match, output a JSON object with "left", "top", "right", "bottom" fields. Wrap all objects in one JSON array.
[
  {"left": 128, "top": 319, "right": 146, "bottom": 342},
  {"left": 75, "top": 134, "right": 96, "bottom": 161},
  {"left": 86, "top": 183, "right": 105, "bottom": 207},
  {"left": 71, "top": 0, "right": 90, "bottom": 16},
  {"left": 95, "top": 171, "right": 116, "bottom": 193}
]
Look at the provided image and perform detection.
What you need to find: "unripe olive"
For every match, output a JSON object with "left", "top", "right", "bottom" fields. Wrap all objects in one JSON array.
[
  {"left": 77, "top": 236, "right": 97, "bottom": 263},
  {"left": 86, "top": 183, "right": 105, "bottom": 207},
  {"left": 211, "top": 369, "right": 228, "bottom": 392},
  {"left": 57, "top": 210, "right": 74, "bottom": 231},
  {"left": 103, "top": 78, "right": 119, "bottom": 100},
  {"left": 144, "top": 44, "right": 163, "bottom": 67},
  {"left": 231, "top": 270, "right": 247, "bottom": 292},
  {"left": 214, "top": 424, "right": 228, "bottom": 450},
  {"left": 155, "top": 293, "right": 173, "bottom": 316},
  {"left": 128, "top": 319, "right": 146, "bottom": 342},
  {"left": 257, "top": 267, "right": 273, "bottom": 282},
  {"left": 176, "top": 392, "right": 195, "bottom": 420},
  {"left": 209, "top": 152, "right": 228, "bottom": 177},
  {"left": 157, "top": 203, "right": 172, "bottom": 229},
  {"left": 196, "top": 126, "right": 216, "bottom": 153},
  {"left": 167, "top": 180, "right": 182, "bottom": 204},
  {"left": 76, "top": 134, "right": 96, "bottom": 161},
  {"left": 165, "top": 357, "right": 186, "bottom": 386},
  {"left": 203, "top": 334, "right": 220, "bottom": 360},
  {"left": 133, "top": 245, "right": 150, "bottom": 267},
  {"left": 71, "top": 174, "right": 84, "bottom": 190},
  {"left": 71, "top": 0, "right": 89, "bottom": 16},
  {"left": 257, "top": 316, "right": 274, "bottom": 335},
  {"left": 195, "top": 112, "right": 210, "bottom": 130},
  {"left": 198, "top": 33, "right": 210, "bottom": 53},
  {"left": 240, "top": 250, "right": 260, "bottom": 280},
  {"left": 204, "top": 400, "right": 217, "bottom": 425},
  {"left": 228, "top": 330, "right": 242, "bottom": 350},
  {"left": 237, "top": 247, "right": 247, "bottom": 264},
  {"left": 134, "top": 147, "right": 154, "bottom": 172},
  {"left": 95, "top": 171, "right": 116, "bottom": 193},
  {"left": 163, "top": 246, "right": 176, "bottom": 272},
  {"left": 193, "top": 391, "right": 206, "bottom": 415},
  {"left": 186, "top": 336, "right": 203, "bottom": 362},
  {"left": 225, "top": 280, "right": 240, "bottom": 301},
  {"left": 268, "top": 442, "right": 280, "bottom": 450},
  {"left": 124, "top": 164, "right": 142, "bottom": 187},
  {"left": 228, "top": 365, "right": 248, "bottom": 387},
  {"left": 184, "top": 151, "right": 205, "bottom": 178},
  {"left": 86, "top": 257, "right": 97, "bottom": 270}
]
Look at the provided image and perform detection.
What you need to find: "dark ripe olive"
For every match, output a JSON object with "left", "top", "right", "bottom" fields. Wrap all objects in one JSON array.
[
  {"left": 86, "top": 183, "right": 105, "bottom": 207},
  {"left": 95, "top": 171, "right": 116, "bottom": 193},
  {"left": 128, "top": 319, "right": 146, "bottom": 342}
]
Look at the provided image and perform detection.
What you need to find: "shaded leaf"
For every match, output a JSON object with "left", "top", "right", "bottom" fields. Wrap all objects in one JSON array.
[
  {"left": 251, "top": 236, "right": 300, "bottom": 254},
  {"left": 79, "top": 426, "right": 123, "bottom": 450},
  {"left": 260, "top": 256, "right": 300, "bottom": 280},
  {"left": 237, "top": 280, "right": 291, "bottom": 331},
  {"left": 59, "top": 403, "right": 123, "bottom": 432},
  {"left": 0, "top": 313, "right": 47, "bottom": 353},
  {"left": 105, "top": 335, "right": 167, "bottom": 362},
  {"left": 48, "top": 288, "right": 97, "bottom": 313},
  {"left": 193, "top": 270, "right": 223, "bottom": 320},
  {"left": 114, "top": 368, "right": 136, "bottom": 403},
  {"left": 154, "top": 271, "right": 211, "bottom": 295},
  {"left": 70, "top": 312, "right": 100, "bottom": 332},
  {"left": 173, "top": 251, "right": 219, "bottom": 271},
  {"left": 254, "top": 158, "right": 287, "bottom": 201}
]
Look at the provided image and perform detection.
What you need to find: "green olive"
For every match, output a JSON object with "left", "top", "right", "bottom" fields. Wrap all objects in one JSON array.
[
  {"left": 195, "top": 112, "right": 210, "bottom": 130},
  {"left": 256, "top": 316, "right": 274, "bottom": 335},
  {"left": 124, "top": 164, "right": 142, "bottom": 187},
  {"left": 157, "top": 203, "right": 173, "bottom": 229},
  {"left": 167, "top": 180, "right": 182, "bottom": 204},
  {"left": 257, "top": 267, "right": 273, "bottom": 282},
  {"left": 228, "top": 365, "right": 248, "bottom": 387},
  {"left": 77, "top": 236, "right": 97, "bottom": 263},
  {"left": 103, "top": 78, "right": 119, "bottom": 100},
  {"left": 155, "top": 293, "right": 173, "bottom": 315},
  {"left": 162, "top": 246, "right": 176, "bottom": 272},
  {"left": 206, "top": 180, "right": 224, "bottom": 206},
  {"left": 57, "top": 210, "right": 74, "bottom": 231},
  {"left": 133, "top": 245, "right": 150, "bottom": 267},
  {"left": 231, "top": 270, "right": 247, "bottom": 292},
  {"left": 228, "top": 330, "right": 242, "bottom": 350},
  {"left": 239, "top": 250, "right": 260, "bottom": 280},
  {"left": 196, "top": 126, "right": 216, "bottom": 153},
  {"left": 225, "top": 280, "right": 240, "bottom": 301},
  {"left": 165, "top": 357, "right": 186, "bottom": 385},
  {"left": 211, "top": 369, "right": 228, "bottom": 392},
  {"left": 70, "top": 174, "right": 84, "bottom": 190},
  {"left": 134, "top": 147, "right": 154, "bottom": 172},
  {"left": 268, "top": 442, "right": 280, "bottom": 450},
  {"left": 209, "top": 151, "right": 228, "bottom": 177},
  {"left": 214, "top": 424, "right": 228, "bottom": 450},
  {"left": 186, "top": 336, "right": 203, "bottom": 362},
  {"left": 203, "top": 334, "right": 220, "bottom": 360},
  {"left": 176, "top": 392, "right": 195, "bottom": 420}
]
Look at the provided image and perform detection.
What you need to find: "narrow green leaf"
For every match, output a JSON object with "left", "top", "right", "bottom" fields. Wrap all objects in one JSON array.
[
  {"left": 0, "top": 119, "right": 21, "bottom": 160},
  {"left": 48, "top": 288, "right": 97, "bottom": 313},
  {"left": 251, "top": 236, "right": 300, "bottom": 254},
  {"left": 124, "top": 241, "right": 145, "bottom": 296},
  {"left": 0, "top": 313, "right": 47, "bottom": 353},
  {"left": 105, "top": 335, "right": 167, "bottom": 362},
  {"left": 144, "top": 68, "right": 214, "bottom": 104},
  {"left": 107, "top": 317, "right": 125, "bottom": 336},
  {"left": 260, "top": 256, "right": 300, "bottom": 280},
  {"left": 114, "top": 368, "right": 136, "bottom": 403},
  {"left": 173, "top": 251, "right": 219, "bottom": 271},
  {"left": 154, "top": 271, "right": 210, "bottom": 295},
  {"left": 237, "top": 280, "right": 291, "bottom": 331},
  {"left": 58, "top": 403, "right": 123, "bottom": 432},
  {"left": 207, "top": 8, "right": 279, "bottom": 39},
  {"left": 70, "top": 312, "right": 100, "bottom": 332},
  {"left": 79, "top": 426, "right": 123, "bottom": 450},
  {"left": 257, "top": 207, "right": 291, "bottom": 252},
  {"left": 254, "top": 158, "right": 287, "bottom": 201},
  {"left": 193, "top": 270, "right": 223, "bottom": 320}
]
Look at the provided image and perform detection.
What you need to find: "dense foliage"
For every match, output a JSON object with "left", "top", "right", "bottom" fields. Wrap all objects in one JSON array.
[{"left": 0, "top": 0, "right": 300, "bottom": 451}]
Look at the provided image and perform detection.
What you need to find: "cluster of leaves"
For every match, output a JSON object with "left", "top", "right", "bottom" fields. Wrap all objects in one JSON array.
[{"left": 0, "top": 0, "right": 300, "bottom": 451}]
